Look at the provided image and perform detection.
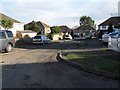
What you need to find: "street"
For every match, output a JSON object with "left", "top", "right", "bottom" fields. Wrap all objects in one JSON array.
[{"left": 1, "top": 40, "right": 119, "bottom": 88}]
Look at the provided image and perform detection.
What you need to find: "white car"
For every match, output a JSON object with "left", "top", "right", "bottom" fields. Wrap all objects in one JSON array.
[
  {"left": 102, "top": 32, "right": 119, "bottom": 43},
  {"left": 32, "top": 35, "right": 50, "bottom": 44},
  {"left": 108, "top": 33, "right": 120, "bottom": 52},
  {"left": 64, "top": 34, "right": 72, "bottom": 39}
]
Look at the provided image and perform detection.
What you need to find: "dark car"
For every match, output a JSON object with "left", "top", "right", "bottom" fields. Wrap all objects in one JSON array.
[{"left": 0, "top": 30, "right": 15, "bottom": 52}]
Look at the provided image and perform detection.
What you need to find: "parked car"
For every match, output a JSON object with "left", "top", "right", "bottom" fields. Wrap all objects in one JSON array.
[
  {"left": 64, "top": 34, "right": 72, "bottom": 39},
  {"left": 74, "top": 35, "right": 80, "bottom": 37},
  {"left": 32, "top": 35, "right": 50, "bottom": 44},
  {"left": 109, "top": 32, "right": 120, "bottom": 48},
  {"left": 102, "top": 32, "right": 119, "bottom": 43},
  {"left": 108, "top": 32, "right": 120, "bottom": 52},
  {"left": 84, "top": 34, "right": 92, "bottom": 39},
  {"left": 0, "top": 30, "right": 15, "bottom": 52}
]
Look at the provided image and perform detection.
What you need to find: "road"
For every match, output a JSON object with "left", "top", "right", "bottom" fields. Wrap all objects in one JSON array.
[{"left": 1, "top": 40, "right": 119, "bottom": 88}]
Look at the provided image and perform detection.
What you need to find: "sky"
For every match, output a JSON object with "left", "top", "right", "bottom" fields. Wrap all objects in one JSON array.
[{"left": 0, "top": 0, "right": 119, "bottom": 28}]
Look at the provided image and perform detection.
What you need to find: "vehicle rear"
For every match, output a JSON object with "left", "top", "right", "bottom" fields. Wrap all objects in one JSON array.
[
  {"left": 32, "top": 35, "right": 50, "bottom": 44},
  {"left": 33, "top": 35, "right": 43, "bottom": 44}
]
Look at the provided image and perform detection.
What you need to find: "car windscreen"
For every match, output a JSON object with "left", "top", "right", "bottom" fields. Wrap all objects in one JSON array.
[
  {"left": 34, "top": 36, "right": 41, "bottom": 39},
  {"left": 6, "top": 31, "right": 13, "bottom": 37}
]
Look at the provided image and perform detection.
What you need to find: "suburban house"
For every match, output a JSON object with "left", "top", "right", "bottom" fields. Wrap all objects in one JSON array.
[
  {"left": 59, "top": 25, "right": 71, "bottom": 34},
  {"left": 74, "top": 25, "right": 96, "bottom": 37},
  {"left": 0, "top": 13, "right": 24, "bottom": 37},
  {"left": 98, "top": 16, "right": 120, "bottom": 34},
  {"left": 25, "top": 21, "right": 51, "bottom": 34}
]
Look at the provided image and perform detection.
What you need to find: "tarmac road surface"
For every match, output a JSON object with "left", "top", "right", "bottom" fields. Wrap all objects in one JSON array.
[{"left": 1, "top": 40, "right": 119, "bottom": 88}]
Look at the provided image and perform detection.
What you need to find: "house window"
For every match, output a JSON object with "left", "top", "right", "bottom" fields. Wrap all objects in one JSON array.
[{"left": 102, "top": 26, "right": 106, "bottom": 29}]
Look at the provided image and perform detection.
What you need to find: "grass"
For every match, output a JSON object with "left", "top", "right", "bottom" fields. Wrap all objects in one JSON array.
[{"left": 62, "top": 52, "right": 120, "bottom": 75}]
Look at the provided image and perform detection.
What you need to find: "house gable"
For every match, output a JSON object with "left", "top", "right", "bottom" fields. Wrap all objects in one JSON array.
[
  {"left": 59, "top": 25, "right": 71, "bottom": 33},
  {"left": 98, "top": 16, "right": 120, "bottom": 26},
  {"left": 98, "top": 16, "right": 120, "bottom": 32},
  {"left": 74, "top": 25, "right": 96, "bottom": 33},
  {"left": 25, "top": 21, "right": 51, "bottom": 34}
]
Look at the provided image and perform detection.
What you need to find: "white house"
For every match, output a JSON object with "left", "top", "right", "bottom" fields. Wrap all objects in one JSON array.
[{"left": 0, "top": 13, "right": 24, "bottom": 37}]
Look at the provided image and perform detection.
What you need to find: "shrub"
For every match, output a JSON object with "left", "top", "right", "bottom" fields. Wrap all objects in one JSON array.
[{"left": 24, "top": 34, "right": 30, "bottom": 38}]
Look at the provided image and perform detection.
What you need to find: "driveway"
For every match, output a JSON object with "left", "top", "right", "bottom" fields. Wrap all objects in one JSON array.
[{"left": 1, "top": 40, "right": 119, "bottom": 88}]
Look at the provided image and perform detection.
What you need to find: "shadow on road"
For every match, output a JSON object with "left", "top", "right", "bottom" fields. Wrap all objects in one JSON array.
[
  {"left": 14, "top": 39, "right": 108, "bottom": 50},
  {"left": 2, "top": 61, "right": 119, "bottom": 88}
]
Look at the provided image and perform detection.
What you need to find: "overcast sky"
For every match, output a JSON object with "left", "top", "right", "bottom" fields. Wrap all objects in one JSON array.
[{"left": 0, "top": 0, "right": 119, "bottom": 28}]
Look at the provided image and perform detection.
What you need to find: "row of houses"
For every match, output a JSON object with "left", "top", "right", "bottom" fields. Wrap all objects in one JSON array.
[
  {"left": 0, "top": 13, "right": 120, "bottom": 39},
  {"left": 0, "top": 13, "right": 71, "bottom": 40},
  {"left": 74, "top": 16, "right": 120, "bottom": 38}
]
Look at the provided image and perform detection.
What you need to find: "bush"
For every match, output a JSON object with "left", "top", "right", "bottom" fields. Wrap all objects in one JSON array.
[
  {"left": 15, "top": 31, "right": 23, "bottom": 38},
  {"left": 50, "top": 26, "right": 61, "bottom": 34},
  {"left": 24, "top": 34, "right": 30, "bottom": 38}
]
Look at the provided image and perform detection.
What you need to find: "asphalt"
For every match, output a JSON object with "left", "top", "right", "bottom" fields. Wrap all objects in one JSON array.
[{"left": 1, "top": 39, "right": 120, "bottom": 88}]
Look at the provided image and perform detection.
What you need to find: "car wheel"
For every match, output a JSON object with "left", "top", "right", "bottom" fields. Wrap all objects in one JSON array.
[{"left": 5, "top": 44, "right": 13, "bottom": 52}]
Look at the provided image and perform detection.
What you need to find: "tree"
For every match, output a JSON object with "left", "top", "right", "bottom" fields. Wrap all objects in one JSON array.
[
  {"left": 24, "top": 21, "right": 41, "bottom": 33},
  {"left": 24, "top": 24, "right": 29, "bottom": 30},
  {"left": 108, "top": 24, "right": 113, "bottom": 33},
  {"left": 50, "top": 26, "right": 61, "bottom": 34},
  {"left": 79, "top": 15, "right": 95, "bottom": 28},
  {"left": 30, "top": 21, "right": 41, "bottom": 33},
  {"left": 0, "top": 19, "right": 13, "bottom": 30}
]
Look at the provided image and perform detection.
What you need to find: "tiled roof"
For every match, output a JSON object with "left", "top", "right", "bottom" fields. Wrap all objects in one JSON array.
[
  {"left": 0, "top": 13, "right": 21, "bottom": 23},
  {"left": 26, "top": 21, "right": 51, "bottom": 28},
  {"left": 74, "top": 25, "right": 95, "bottom": 30},
  {"left": 59, "top": 25, "right": 71, "bottom": 33},
  {"left": 39, "top": 21, "right": 51, "bottom": 28},
  {"left": 98, "top": 16, "right": 120, "bottom": 26}
]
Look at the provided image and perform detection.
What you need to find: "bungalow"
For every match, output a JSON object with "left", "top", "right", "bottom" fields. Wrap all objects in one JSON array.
[
  {"left": 74, "top": 25, "right": 96, "bottom": 37},
  {"left": 25, "top": 21, "right": 51, "bottom": 34},
  {"left": 59, "top": 25, "right": 71, "bottom": 34},
  {"left": 0, "top": 13, "right": 24, "bottom": 37},
  {"left": 59, "top": 25, "right": 72, "bottom": 39},
  {"left": 98, "top": 16, "right": 120, "bottom": 34}
]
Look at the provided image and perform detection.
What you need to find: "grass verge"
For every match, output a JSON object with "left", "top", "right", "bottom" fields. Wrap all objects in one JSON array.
[{"left": 62, "top": 52, "right": 120, "bottom": 75}]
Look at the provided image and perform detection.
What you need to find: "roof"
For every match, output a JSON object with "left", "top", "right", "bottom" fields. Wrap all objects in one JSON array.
[
  {"left": 17, "top": 30, "right": 37, "bottom": 33},
  {"left": 39, "top": 21, "right": 51, "bottom": 28},
  {"left": 26, "top": 21, "right": 51, "bottom": 28},
  {"left": 74, "top": 25, "right": 95, "bottom": 30},
  {"left": 98, "top": 16, "right": 120, "bottom": 26},
  {"left": 59, "top": 25, "right": 71, "bottom": 33},
  {"left": 0, "top": 13, "right": 21, "bottom": 23}
]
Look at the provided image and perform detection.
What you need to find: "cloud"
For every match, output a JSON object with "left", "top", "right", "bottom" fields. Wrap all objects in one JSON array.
[{"left": 1, "top": 0, "right": 119, "bottom": 28}]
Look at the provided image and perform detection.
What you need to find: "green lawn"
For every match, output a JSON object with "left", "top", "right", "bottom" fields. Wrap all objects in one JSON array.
[{"left": 62, "top": 52, "right": 120, "bottom": 74}]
